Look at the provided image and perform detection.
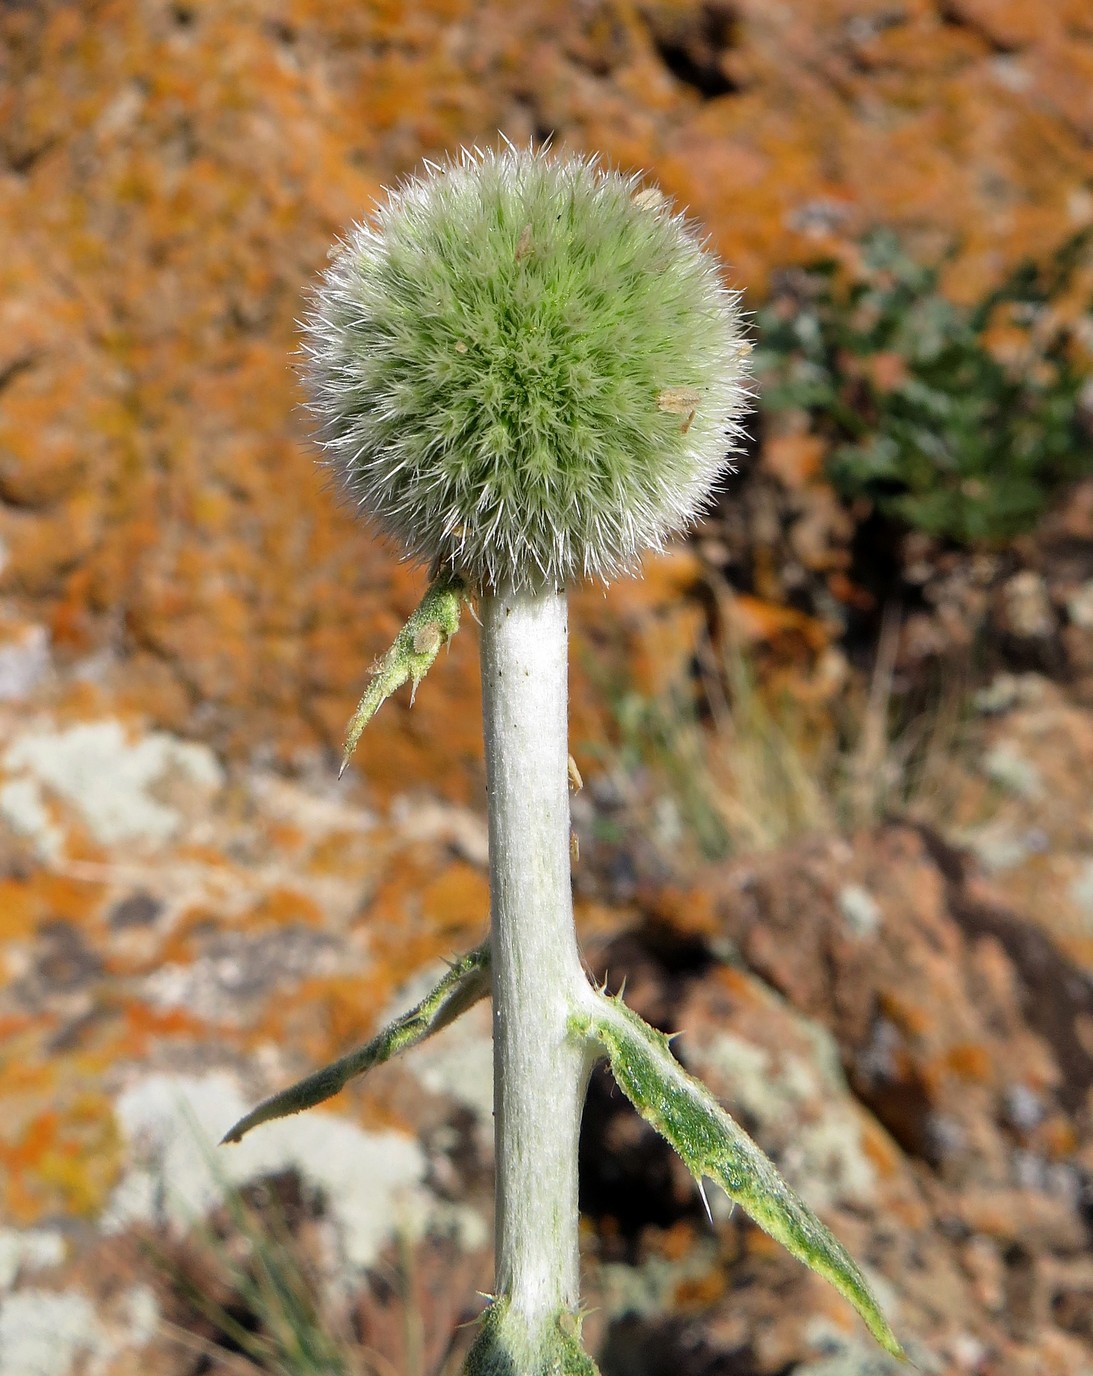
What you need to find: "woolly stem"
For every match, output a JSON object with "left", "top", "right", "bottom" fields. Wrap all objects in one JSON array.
[{"left": 479, "top": 586, "right": 592, "bottom": 1344}]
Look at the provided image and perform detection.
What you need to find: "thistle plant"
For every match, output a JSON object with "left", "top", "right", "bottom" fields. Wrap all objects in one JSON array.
[{"left": 224, "top": 145, "right": 903, "bottom": 1373}]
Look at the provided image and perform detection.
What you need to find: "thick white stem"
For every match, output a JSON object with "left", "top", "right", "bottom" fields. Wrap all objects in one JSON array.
[{"left": 480, "top": 586, "right": 590, "bottom": 1335}]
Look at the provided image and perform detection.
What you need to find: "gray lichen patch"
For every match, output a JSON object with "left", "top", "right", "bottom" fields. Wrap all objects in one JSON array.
[
  {"left": 0, "top": 718, "right": 225, "bottom": 860},
  {"left": 0, "top": 622, "right": 50, "bottom": 701},
  {"left": 103, "top": 1070, "right": 431, "bottom": 1273},
  {"left": 141, "top": 925, "right": 347, "bottom": 1024},
  {"left": 0, "top": 1289, "right": 105, "bottom": 1376},
  {"left": 838, "top": 884, "right": 883, "bottom": 940},
  {"left": 0, "top": 1228, "right": 65, "bottom": 1292}
]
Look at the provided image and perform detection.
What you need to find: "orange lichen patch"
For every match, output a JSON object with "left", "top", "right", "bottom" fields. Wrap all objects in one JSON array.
[
  {"left": 1060, "top": 934, "right": 1093, "bottom": 974},
  {"left": 942, "top": 0, "right": 1048, "bottom": 50},
  {"left": 858, "top": 1116, "right": 905, "bottom": 1183},
  {"left": 306, "top": 828, "right": 379, "bottom": 878},
  {"left": 743, "top": 1226, "right": 783, "bottom": 1259},
  {"left": 154, "top": 905, "right": 224, "bottom": 964},
  {"left": 654, "top": 1, "right": 1090, "bottom": 285},
  {"left": 49, "top": 566, "right": 98, "bottom": 653},
  {"left": 0, "top": 879, "right": 45, "bottom": 941},
  {"left": 647, "top": 883, "right": 721, "bottom": 942},
  {"left": 351, "top": 1083, "right": 422, "bottom": 1140},
  {"left": 170, "top": 842, "right": 233, "bottom": 870},
  {"left": 360, "top": 624, "right": 484, "bottom": 805},
  {"left": 262, "top": 820, "right": 308, "bottom": 854},
  {"left": 574, "top": 899, "right": 638, "bottom": 943},
  {"left": 1, "top": 1115, "right": 61, "bottom": 1224},
  {"left": 35, "top": 1094, "right": 121, "bottom": 1218},
  {"left": 417, "top": 861, "right": 489, "bottom": 941},
  {"left": 315, "top": 970, "right": 398, "bottom": 1049},
  {"left": 0, "top": 870, "right": 102, "bottom": 940},
  {"left": 711, "top": 964, "right": 770, "bottom": 1010},
  {"left": 0, "top": 1014, "right": 36, "bottom": 1043},
  {"left": 1036, "top": 1116, "right": 1080, "bottom": 1159},
  {"left": 655, "top": 1219, "right": 701, "bottom": 1265},
  {"left": 0, "top": 1101, "right": 59, "bottom": 1166},
  {"left": 877, "top": 987, "right": 934, "bottom": 1042},
  {"left": 944, "top": 1042, "right": 994, "bottom": 1084},
  {"left": 370, "top": 926, "right": 457, "bottom": 993},
  {"left": 0, "top": 491, "right": 102, "bottom": 597},
  {"left": 573, "top": 549, "right": 708, "bottom": 700},
  {"left": 49, "top": 677, "right": 118, "bottom": 727},
  {"left": 363, "top": 846, "right": 455, "bottom": 933},
  {"left": 111, "top": 654, "right": 210, "bottom": 734},
  {"left": 298, "top": 621, "right": 365, "bottom": 704},
  {"left": 724, "top": 595, "right": 831, "bottom": 658},
  {"left": 356, "top": 703, "right": 484, "bottom": 807},
  {"left": 118, "top": 1002, "right": 208, "bottom": 1058},
  {"left": 250, "top": 969, "right": 392, "bottom": 1062},
  {"left": 0, "top": 1090, "right": 121, "bottom": 1225},
  {"left": 674, "top": 1268, "right": 728, "bottom": 1311},
  {"left": 0, "top": 375, "right": 89, "bottom": 509},
  {"left": 0, "top": 1038, "right": 60, "bottom": 1112},
  {"left": 242, "top": 886, "right": 326, "bottom": 929}
]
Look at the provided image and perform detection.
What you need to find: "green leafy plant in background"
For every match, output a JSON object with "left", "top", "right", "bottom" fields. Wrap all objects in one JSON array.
[
  {"left": 755, "top": 227, "right": 1093, "bottom": 544},
  {"left": 224, "top": 144, "right": 903, "bottom": 1373}
]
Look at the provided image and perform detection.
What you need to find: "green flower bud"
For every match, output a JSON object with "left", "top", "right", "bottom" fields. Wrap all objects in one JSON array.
[{"left": 305, "top": 144, "right": 751, "bottom": 591}]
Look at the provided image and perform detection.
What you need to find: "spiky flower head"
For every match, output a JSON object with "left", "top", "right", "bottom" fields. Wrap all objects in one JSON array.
[{"left": 305, "top": 144, "right": 751, "bottom": 592}]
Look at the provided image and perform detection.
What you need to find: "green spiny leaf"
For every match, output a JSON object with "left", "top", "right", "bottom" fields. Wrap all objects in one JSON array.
[
  {"left": 221, "top": 941, "right": 490, "bottom": 1145},
  {"left": 571, "top": 992, "right": 905, "bottom": 1360},
  {"left": 340, "top": 573, "right": 466, "bottom": 775}
]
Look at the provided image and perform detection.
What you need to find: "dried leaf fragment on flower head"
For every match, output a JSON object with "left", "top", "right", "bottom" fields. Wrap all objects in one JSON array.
[
  {"left": 633, "top": 187, "right": 666, "bottom": 212},
  {"left": 658, "top": 386, "right": 702, "bottom": 433},
  {"left": 657, "top": 386, "right": 703, "bottom": 414}
]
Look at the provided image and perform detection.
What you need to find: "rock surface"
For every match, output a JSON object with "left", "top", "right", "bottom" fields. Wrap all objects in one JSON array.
[{"left": 581, "top": 824, "right": 1092, "bottom": 1374}]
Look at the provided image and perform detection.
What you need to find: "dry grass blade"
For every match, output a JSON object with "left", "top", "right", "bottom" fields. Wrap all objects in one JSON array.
[{"left": 603, "top": 586, "right": 980, "bottom": 861}]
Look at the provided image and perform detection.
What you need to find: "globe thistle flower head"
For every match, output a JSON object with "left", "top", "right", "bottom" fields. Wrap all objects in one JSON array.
[{"left": 305, "top": 144, "right": 751, "bottom": 592}]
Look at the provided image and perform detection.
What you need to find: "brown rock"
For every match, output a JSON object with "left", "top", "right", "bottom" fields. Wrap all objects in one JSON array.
[{"left": 582, "top": 822, "right": 1092, "bottom": 1370}]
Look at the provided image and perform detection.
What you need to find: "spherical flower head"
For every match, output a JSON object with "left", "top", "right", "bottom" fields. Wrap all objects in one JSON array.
[{"left": 305, "top": 144, "right": 751, "bottom": 592}]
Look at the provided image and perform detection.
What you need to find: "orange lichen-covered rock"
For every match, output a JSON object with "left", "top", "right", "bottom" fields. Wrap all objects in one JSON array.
[{"left": 2, "top": 0, "right": 1091, "bottom": 789}]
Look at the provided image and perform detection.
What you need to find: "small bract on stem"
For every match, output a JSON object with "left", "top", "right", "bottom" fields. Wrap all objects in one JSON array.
[{"left": 224, "top": 143, "right": 904, "bottom": 1374}]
